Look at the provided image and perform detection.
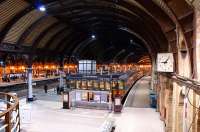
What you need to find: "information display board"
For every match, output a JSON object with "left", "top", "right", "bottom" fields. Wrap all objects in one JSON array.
[
  {"left": 115, "top": 98, "right": 121, "bottom": 105},
  {"left": 63, "top": 94, "right": 68, "bottom": 102}
]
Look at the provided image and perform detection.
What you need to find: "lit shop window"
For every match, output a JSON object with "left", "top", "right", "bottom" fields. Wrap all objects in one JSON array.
[
  {"left": 81, "top": 92, "right": 88, "bottom": 101},
  {"left": 87, "top": 80, "right": 93, "bottom": 89},
  {"left": 100, "top": 81, "right": 105, "bottom": 90},
  {"left": 112, "top": 81, "right": 117, "bottom": 89},
  {"left": 118, "top": 81, "right": 124, "bottom": 89},
  {"left": 105, "top": 82, "right": 111, "bottom": 90},
  {"left": 81, "top": 81, "right": 87, "bottom": 89},
  {"left": 94, "top": 81, "right": 99, "bottom": 89},
  {"left": 76, "top": 80, "right": 81, "bottom": 89},
  {"left": 70, "top": 80, "right": 76, "bottom": 89},
  {"left": 89, "top": 92, "right": 94, "bottom": 101}
]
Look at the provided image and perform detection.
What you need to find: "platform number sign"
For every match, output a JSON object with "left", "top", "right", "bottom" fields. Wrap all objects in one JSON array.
[{"left": 157, "top": 53, "right": 174, "bottom": 73}]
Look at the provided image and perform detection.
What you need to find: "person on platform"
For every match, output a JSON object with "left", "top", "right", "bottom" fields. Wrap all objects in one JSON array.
[{"left": 44, "top": 85, "right": 48, "bottom": 93}]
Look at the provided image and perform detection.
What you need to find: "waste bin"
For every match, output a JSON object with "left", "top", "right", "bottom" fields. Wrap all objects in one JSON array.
[{"left": 150, "top": 93, "right": 157, "bottom": 108}]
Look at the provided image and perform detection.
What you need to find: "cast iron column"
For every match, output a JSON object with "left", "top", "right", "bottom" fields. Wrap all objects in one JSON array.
[
  {"left": 27, "top": 56, "right": 33, "bottom": 101},
  {"left": 59, "top": 57, "right": 64, "bottom": 88}
]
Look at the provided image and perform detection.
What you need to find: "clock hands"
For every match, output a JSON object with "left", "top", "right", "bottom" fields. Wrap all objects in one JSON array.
[
  {"left": 157, "top": 53, "right": 174, "bottom": 72},
  {"left": 161, "top": 57, "right": 169, "bottom": 64}
]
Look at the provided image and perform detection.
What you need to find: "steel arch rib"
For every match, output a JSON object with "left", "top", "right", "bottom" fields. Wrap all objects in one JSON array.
[
  {"left": 0, "top": 6, "right": 34, "bottom": 44},
  {"left": 16, "top": 15, "right": 49, "bottom": 46},
  {"left": 31, "top": 22, "right": 60, "bottom": 49}
]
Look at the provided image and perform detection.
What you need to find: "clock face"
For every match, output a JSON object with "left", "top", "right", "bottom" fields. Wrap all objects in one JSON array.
[{"left": 157, "top": 53, "right": 174, "bottom": 72}]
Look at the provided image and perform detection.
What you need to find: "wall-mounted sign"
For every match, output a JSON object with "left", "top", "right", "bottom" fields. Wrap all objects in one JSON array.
[
  {"left": 64, "top": 94, "right": 68, "bottom": 102},
  {"left": 115, "top": 98, "right": 121, "bottom": 106}
]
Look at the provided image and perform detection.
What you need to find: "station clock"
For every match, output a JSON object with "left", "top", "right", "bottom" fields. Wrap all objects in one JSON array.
[{"left": 156, "top": 53, "right": 174, "bottom": 73}]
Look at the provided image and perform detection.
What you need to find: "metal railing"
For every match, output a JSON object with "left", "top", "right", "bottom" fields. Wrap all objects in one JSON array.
[
  {"left": 0, "top": 93, "right": 20, "bottom": 132},
  {"left": 161, "top": 73, "right": 200, "bottom": 93}
]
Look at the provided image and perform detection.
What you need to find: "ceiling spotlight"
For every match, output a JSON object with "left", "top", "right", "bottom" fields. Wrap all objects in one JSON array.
[
  {"left": 0, "top": 61, "right": 4, "bottom": 66},
  {"left": 91, "top": 35, "right": 96, "bottom": 39},
  {"left": 38, "top": 5, "right": 46, "bottom": 12}
]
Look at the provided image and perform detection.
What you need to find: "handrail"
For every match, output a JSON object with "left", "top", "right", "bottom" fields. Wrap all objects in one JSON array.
[
  {"left": 0, "top": 92, "right": 19, "bottom": 117},
  {"left": 0, "top": 124, "right": 8, "bottom": 131},
  {"left": 0, "top": 92, "right": 20, "bottom": 132},
  {"left": 11, "top": 110, "right": 19, "bottom": 123},
  {"left": 160, "top": 73, "right": 200, "bottom": 94},
  {"left": 11, "top": 117, "right": 19, "bottom": 132}
]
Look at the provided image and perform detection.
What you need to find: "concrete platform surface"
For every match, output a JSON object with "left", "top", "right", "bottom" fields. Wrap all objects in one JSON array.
[
  {"left": 20, "top": 91, "right": 109, "bottom": 132},
  {"left": 113, "top": 76, "right": 164, "bottom": 132},
  {"left": 113, "top": 107, "right": 164, "bottom": 132},
  {"left": 19, "top": 76, "right": 164, "bottom": 132},
  {"left": 125, "top": 76, "right": 151, "bottom": 107}
]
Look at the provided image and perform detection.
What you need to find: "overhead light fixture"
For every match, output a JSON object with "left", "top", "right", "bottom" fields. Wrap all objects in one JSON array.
[
  {"left": 91, "top": 35, "right": 96, "bottom": 39},
  {"left": 0, "top": 61, "right": 3, "bottom": 65},
  {"left": 38, "top": 5, "right": 46, "bottom": 12}
]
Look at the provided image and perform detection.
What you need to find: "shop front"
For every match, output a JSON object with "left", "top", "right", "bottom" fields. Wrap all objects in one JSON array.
[{"left": 70, "top": 90, "right": 111, "bottom": 110}]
